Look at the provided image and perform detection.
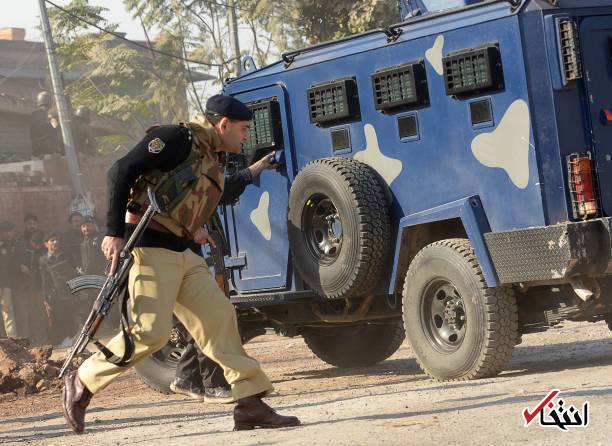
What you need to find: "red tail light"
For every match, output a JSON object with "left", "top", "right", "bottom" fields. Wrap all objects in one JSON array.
[{"left": 567, "top": 153, "right": 599, "bottom": 220}]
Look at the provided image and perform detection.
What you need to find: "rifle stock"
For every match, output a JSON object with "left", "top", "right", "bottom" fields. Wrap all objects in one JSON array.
[{"left": 209, "top": 213, "right": 229, "bottom": 297}]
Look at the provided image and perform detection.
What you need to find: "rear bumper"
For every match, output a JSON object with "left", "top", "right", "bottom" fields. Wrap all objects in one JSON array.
[{"left": 484, "top": 217, "right": 612, "bottom": 284}]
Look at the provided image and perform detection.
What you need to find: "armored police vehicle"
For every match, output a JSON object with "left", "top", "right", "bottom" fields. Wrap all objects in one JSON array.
[{"left": 136, "top": 0, "right": 612, "bottom": 390}]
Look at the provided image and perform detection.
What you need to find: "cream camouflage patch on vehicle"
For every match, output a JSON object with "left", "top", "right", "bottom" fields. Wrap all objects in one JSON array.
[{"left": 148, "top": 137, "right": 165, "bottom": 154}]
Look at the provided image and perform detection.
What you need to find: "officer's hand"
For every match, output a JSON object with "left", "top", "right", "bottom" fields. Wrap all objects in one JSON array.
[
  {"left": 194, "top": 228, "right": 216, "bottom": 247},
  {"left": 102, "top": 236, "right": 126, "bottom": 275},
  {"left": 248, "top": 152, "right": 280, "bottom": 178}
]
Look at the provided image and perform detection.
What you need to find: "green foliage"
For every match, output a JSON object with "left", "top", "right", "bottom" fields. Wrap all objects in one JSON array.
[
  {"left": 49, "top": 0, "right": 192, "bottom": 148},
  {"left": 238, "top": 0, "right": 399, "bottom": 49}
]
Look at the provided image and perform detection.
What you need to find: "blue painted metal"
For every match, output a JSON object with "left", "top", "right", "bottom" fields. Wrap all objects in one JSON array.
[
  {"left": 387, "top": 196, "right": 499, "bottom": 292},
  {"left": 220, "top": 0, "right": 612, "bottom": 296},
  {"left": 223, "top": 84, "right": 297, "bottom": 292}
]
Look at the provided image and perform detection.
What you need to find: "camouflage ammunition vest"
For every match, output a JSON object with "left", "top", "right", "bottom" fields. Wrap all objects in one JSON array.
[{"left": 128, "top": 124, "right": 225, "bottom": 238}]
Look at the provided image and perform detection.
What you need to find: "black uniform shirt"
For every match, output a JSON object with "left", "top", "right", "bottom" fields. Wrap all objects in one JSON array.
[{"left": 39, "top": 250, "right": 78, "bottom": 302}]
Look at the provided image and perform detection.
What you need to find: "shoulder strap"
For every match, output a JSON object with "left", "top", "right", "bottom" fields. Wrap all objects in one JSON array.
[{"left": 92, "top": 284, "right": 134, "bottom": 367}]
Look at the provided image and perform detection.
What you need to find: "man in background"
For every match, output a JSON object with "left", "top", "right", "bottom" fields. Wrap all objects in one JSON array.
[
  {"left": 80, "top": 216, "right": 105, "bottom": 275},
  {"left": 11, "top": 213, "right": 45, "bottom": 342},
  {"left": 39, "top": 232, "right": 79, "bottom": 345},
  {"left": 29, "top": 91, "right": 63, "bottom": 157},
  {"left": 0, "top": 222, "right": 18, "bottom": 338},
  {"left": 64, "top": 212, "right": 84, "bottom": 262}
]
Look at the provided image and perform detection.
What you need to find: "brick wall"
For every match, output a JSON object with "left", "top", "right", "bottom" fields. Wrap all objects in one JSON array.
[
  {"left": 0, "top": 185, "right": 72, "bottom": 231},
  {"left": 0, "top": 113, "right": 32, "bottom": 155},
  {"left": 0, "top": 155, "right": 115, "bottom": 232}
]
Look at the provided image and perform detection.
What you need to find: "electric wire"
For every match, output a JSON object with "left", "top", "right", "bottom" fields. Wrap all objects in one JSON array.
[{"left": 44, "top": 0, "right": 237, "bottom": 68}]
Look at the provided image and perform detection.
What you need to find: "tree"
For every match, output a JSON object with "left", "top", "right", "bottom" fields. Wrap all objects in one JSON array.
[
  {"left": 49, "top": 0, "right": 194, "bottom": 153},
  {"left": 121, "top": 0, "right": 398, "bottom": 81},
  {"left": 48, "top": 0, "right": 400, "bottom": 154},
  {"left": 239, "top": 0, "right": 399, "bottom": 48}
]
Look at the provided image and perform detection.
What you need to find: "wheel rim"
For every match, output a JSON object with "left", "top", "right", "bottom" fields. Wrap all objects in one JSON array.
[
  {"left": 149, "top": 342, "right": 185, "bottom": 369},
  {"left": 421, "top": 280, "right": 467, "bottom": 353},
  {"left": 302, "top": 193, "right": 343, "bottom": 264}
]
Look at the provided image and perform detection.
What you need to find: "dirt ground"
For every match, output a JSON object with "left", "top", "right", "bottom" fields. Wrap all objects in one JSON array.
[{"left": 1, "top": 320, "right": 611, "bottom": 446}]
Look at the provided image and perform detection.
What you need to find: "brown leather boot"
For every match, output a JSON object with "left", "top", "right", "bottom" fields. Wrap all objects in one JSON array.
[
  {"left": 234, "top": 395, "right": 300, "bottom": 430},
  {"left": 62, "top": 370, "right": 93, "bottom": 434}
]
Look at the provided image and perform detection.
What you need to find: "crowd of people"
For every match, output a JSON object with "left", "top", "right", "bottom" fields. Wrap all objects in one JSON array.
[{"left": 0, "top": 211, "right": 107, "bottom": 346}]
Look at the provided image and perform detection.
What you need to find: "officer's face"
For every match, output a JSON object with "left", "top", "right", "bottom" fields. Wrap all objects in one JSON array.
[
  {"left": 69, "top": 215, "right": 83, "bottom": 231},
  {"left": 218, "top": 118, "right": 250, "bottom": 153},
  {"left": 25, "top": 219, "right": 38, "bottom": 232},
  {"left": 45, "top": 237, "right": 59, "bottom": 253},
  {"left": 81, "top": 222, "right": 95, "bottom": 237}
]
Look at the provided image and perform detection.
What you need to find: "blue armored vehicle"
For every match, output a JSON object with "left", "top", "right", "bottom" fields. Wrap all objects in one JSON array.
[{"left": 133, "top": 0, "right": 612, "bottom": 389}]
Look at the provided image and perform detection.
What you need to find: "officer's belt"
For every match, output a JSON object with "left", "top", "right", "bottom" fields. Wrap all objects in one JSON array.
[{"left": 125, "top": 210, "right": 173, "bottom": 234}]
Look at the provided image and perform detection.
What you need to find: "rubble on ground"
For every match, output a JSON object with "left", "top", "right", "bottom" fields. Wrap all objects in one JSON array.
[{"left": 0, "top": 337, "right": 90, "bottom": 397}]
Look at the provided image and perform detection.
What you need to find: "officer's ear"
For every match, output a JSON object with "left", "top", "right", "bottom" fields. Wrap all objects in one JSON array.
[{"left": 218, "top": 116, "right": 230, "bottom": 134}]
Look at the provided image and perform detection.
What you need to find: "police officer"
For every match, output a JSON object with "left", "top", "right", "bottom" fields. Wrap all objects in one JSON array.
[
  {"left": 80, "top": 216, "right": 105, "bottom": 275},
  {"left": 0, "top": 221, "right": 18, "bottom": 338},
  {"left": 62, "top": 95, "right": 300, "bottom": 434},
  {"left": 39, "top": 232, "right": 80, "bottom": 345},
  {"left": 29, "top": 91, "right": 63, "bottom": 157},
  {"left": 73, "top": 106, "right": 96, "bottom": 157},
  {"left": 170, "top": 152, "right": 279, "bottom": 403},
  {"left": 64, "top": 212, "right": 84, "bottom": 261},
  {"left": 18, "top": 226, "right": 49, "bottom": 345}
]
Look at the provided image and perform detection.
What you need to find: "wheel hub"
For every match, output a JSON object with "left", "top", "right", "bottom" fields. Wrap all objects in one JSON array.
[
  {"left": 304, "top": 195, "right": 343, "bottom": 263},
  {"left": 423, "top": 281, "right": 468, "bottom": 352},
  {"left": 443, "top": 297, "right": 466, "bottom": 330}
]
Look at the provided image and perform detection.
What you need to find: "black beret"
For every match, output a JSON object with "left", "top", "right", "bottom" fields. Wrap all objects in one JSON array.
[{"left": 205, "top": 94, "right": 252, "bottom": 121}]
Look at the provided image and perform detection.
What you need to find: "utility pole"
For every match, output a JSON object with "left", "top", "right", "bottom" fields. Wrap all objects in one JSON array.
[
  {"left": 38, "top": 0, "right": 89, "bottom": 208},
  {"left": 227, "top": 0, "right": 241, "bottom": 76}
]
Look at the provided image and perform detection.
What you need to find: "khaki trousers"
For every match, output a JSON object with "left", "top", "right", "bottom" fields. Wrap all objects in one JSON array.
[
  {"left": 78, "top": 247, "right": 273, "bottom": 399},
  {"left": 0, "top": 288, "right": 17, "bottom": 338}
]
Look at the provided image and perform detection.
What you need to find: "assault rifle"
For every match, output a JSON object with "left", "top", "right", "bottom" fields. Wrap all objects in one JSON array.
[
  {"left": 58, "top": 188, "right": 162, "bottom": 378},
  {"left": 208, "top": 212, "right": 230, "bottom": 297}
]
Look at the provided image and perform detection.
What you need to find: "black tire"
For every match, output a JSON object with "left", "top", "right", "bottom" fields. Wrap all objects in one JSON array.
[
  {"left": 288, "top": 157, "right": 390, "bottom": 299},
  {"left": 134, "top": 341, "right": 185, "bottom": 394},
  {"left": 402, "top": 239, "right": 518, "bottom": 381},
  {"left": 303, "top": 321, "right": 405, "bottom": 368},
  {"left": 134, "top": 326, "right": 266, "bottom": 394}
]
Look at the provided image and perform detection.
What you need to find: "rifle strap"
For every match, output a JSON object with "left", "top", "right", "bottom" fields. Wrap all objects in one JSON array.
[{"left": 93, "top": 284, "right": 135, "bottom": 367}]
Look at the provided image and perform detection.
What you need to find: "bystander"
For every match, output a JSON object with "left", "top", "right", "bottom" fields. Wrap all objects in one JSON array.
[{"left": 39, "top": 232, "right": 79, "bottom": 346}]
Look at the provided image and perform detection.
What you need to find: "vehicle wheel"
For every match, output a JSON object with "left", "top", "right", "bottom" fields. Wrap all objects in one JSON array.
[
  {"left": 134, "top": 325, "right": 265, "bottom": 394},
  {"left": 134, "top": 325, "right": 186, "bottom": 394},
  {"left": 288, "top": 157, "right": 390, "bottom": 299},
  {"left": 303, "top": 321, "right": 405, "bottom": 368},
  {"left": 403, "top": 238, "right": 518, "bottom": 381}
]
